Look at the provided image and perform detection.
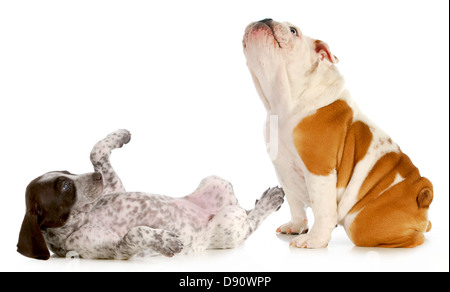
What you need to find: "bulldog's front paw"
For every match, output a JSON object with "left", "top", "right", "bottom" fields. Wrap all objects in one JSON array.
[
  {"left": 289, "top": 233, "right": 329, "bottom": 249},
  {"left": 276, "top": 220, "right": 308, "bottom": 235}
]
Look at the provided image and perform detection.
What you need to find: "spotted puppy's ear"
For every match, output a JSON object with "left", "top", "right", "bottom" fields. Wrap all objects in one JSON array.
[
  {"left": 17, "top": 208, "right": 50, "bottom": 260},
  {"left": 314, "top": 40, "right": 339, "bottom": 64}
]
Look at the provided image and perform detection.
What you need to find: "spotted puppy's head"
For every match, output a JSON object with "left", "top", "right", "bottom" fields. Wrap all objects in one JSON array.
[{"left": 17, "top": 171, "right": 103, "bottom": 260}]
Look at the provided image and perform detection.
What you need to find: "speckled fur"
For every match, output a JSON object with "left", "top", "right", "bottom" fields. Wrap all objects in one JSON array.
[{"left": 38, "top": 130, "right": 284, "bottom": 259}]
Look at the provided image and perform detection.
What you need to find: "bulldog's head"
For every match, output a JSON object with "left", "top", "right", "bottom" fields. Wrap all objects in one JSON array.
[{"left": 243, "top": 19, "right": 339, "bottom": 112}]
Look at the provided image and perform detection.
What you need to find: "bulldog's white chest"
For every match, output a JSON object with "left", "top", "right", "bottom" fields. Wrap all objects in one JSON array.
[{"left": 264, "top": 114, "right": 310, "bottom": 205}]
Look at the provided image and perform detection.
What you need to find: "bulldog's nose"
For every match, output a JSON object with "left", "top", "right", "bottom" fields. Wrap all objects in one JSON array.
[{"left": 259, "top": 18, "right": 273, "bottom": 24}]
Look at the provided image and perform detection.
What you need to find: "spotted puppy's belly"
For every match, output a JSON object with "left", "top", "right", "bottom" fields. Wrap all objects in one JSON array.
[{"left": 89, "top": 192, "right": 214, "bottom": 249}]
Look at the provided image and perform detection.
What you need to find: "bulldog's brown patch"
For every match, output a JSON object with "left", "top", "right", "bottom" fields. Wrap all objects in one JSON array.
[
  {"left": 292, "top": 99, "right": 372, "bottom": 184},
  {"left": 292, "top": 99, "right": 432, "bottom": 248},
  {"left": 336, "top": 121, "right": 373, "bottom": 189},
  {"left": 348, "top": 151, "right": 433, "bottom": 248}
]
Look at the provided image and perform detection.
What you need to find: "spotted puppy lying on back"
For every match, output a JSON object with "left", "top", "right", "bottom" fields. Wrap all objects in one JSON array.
[{"left": 17, "top": 129, "right": 284, "bottom": 260}]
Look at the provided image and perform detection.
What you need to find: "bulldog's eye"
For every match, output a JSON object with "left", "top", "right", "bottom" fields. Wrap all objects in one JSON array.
[{"left": 290, "top": 27, "right": 298, "bottom": 36}]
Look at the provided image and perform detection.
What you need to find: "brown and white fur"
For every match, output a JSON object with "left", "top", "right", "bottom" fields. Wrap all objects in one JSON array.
[{"left": 243, "top": 19, "right": 432, "bottom": 248}]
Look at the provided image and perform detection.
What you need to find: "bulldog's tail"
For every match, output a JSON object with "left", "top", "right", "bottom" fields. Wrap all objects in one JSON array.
[
  {"left": 417, "top": 187, "right": 433, "bottom": 208},
  {"left": 417, "top": 185, "right": 433, "bottom": 232}
]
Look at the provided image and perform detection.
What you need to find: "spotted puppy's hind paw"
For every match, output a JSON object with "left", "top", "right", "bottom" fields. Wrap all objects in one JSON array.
[
  {"left": 256, "top": 186, "right": 285, "bottom": 213},
  {"left": 245, "top": 187, "right": 285, "bottom": 233}
]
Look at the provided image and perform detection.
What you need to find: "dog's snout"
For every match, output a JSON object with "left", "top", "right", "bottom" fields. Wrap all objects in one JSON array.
[
  {"left": 259, "top": 18, "right": 273, "bottom": 24},
  {"left": 93, "top": 172, "right": 102, "bottom": 181}
]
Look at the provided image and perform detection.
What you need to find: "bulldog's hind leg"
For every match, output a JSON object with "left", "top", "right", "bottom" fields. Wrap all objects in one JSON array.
[
  {"left": 184, "top": 176, "right": 239, "bottom": 213},
  {"left": 345, "top": 181, "right": 433, "bottom": 248},
  {"left": 207, "top": 187, "right": 284, "bottom": 249},
  {"left": 90, "top": 129, "right": 131, "bottom": 194}
]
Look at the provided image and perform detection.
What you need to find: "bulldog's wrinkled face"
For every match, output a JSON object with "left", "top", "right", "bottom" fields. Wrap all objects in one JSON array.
[
  {"left": 243, "top": 18, "right": 313, "bottom": 70},
  {"left": 243, "top": 19, "right": 338, "bottom": 111}
]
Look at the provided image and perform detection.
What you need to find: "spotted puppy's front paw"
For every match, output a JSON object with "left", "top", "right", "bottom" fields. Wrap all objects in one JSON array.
[
  {"left": 90, "top": 129, "right": 131, "bottom": 162},
  {"left": 103, "top": 129, "right": 131, "bottom": 150},
  {"left": 152, "top": 230, "right": 184, "bottom": 257},
  {"left": 121, "top": 226, "right": 183, "bottom": 258}
]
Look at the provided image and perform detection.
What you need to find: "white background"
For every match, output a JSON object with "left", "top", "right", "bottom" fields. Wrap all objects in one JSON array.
[{"left": 0, "top": 0, "right": 448, "bottom": 272}]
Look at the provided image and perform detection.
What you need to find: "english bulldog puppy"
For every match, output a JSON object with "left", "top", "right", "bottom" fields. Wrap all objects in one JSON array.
[{"left": 243, "top": 18, "right": 433, "bottom": 248}]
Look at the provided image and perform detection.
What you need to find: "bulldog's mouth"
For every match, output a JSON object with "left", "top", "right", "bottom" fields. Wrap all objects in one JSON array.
[
  {"left": 244, "top": 18, "right": 282, "bottom": 49},
  {"left": 258, "top": 19, "right": 281, "bottom": 48}
]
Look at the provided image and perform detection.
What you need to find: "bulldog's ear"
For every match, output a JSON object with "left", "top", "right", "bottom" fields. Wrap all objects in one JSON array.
[
  {"left": 17, "top": 210, "right": 50, "bottom": 260},
  {"left": 314, "top": 40, "right": 339, "bottom": 64}
]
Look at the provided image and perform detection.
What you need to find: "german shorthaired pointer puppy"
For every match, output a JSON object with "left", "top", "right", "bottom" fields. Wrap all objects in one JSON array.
[{"left": 17, "top": 129, "right": 284, "bottom": 260}]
